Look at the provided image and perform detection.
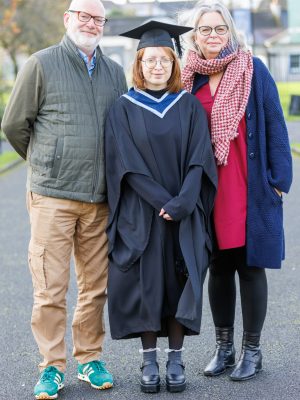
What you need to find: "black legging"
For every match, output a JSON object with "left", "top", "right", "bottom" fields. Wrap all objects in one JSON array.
[{"left": 208, "top": 246, "right": 268, "bottom": 333}]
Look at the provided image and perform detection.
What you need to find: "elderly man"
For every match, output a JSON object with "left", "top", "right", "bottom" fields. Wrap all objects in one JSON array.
[{"left": 2, "top": 0, "right": 127, "bottom": 398}]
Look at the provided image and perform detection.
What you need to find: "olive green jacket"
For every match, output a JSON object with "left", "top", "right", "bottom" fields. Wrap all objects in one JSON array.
[{"left": 2, "top": 35, "right": 127, "bottom": 203}]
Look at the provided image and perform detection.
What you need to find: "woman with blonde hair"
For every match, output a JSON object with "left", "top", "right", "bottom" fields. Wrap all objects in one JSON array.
[
  {"left": 180, "top": 0, "right": 292, "bottom": 381},
  {"left": 105, "top": 20, "right": 217, "bottom": 393}
]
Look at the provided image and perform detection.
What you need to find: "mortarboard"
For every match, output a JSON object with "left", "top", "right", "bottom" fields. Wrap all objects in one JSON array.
[{"left": 120, "top": 20, "right": 192, "bottom": 57}]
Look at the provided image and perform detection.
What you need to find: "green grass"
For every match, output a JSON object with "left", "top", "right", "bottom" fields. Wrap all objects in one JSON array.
[
  {"left": 290, "top": 142, "right": 300, "bottom": 158},
  {"left": 292, "top": 142, "right": 300, "bottom": 150},
  {"left": 276, "top": 82, "right": 300, "bottom": 121},
  {"left": 0, "top": 151, "right": 20, "bottom": 169}
]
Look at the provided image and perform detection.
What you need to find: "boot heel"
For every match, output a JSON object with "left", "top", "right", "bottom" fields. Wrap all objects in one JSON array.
[{"left": 255, "top": 357, "right": 262, "bottom": 372}]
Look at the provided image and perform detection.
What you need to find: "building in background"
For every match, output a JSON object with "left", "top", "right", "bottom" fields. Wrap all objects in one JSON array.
[
  {"left": 0, "top": 0, "right": 298, "bottom": 82},
  {"left": 102, "top": 1, "right": 196, "bottom": 74},
  {"left": 102, "top": 0, "right": 297, "bottom": 81},
  {"left": 264, "top": 0, "right": 300, "bottom": 81}
]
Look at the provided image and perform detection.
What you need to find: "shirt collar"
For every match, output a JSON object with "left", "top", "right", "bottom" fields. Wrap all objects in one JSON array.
[{"left": 77, "top": 48, "right": 97, "bottom": 75}]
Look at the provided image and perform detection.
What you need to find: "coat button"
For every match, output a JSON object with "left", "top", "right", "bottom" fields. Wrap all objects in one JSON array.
[
  {"left": 56, "top": 155, "right": 61, "bottom": 159},
  {"left": 247, "top": 112, "right": 251, "bottom": 120},
  {"left": 249, "top": 152, "right": 255, "bottom": 159},
  {"left": 248, "top": 132, "right": 253, "bottom": 139}
]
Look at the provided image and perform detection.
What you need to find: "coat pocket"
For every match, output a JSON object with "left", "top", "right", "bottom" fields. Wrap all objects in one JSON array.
[
  {"left": 51, "top": 137, "right": 64, "bottom": 179},
  {"left": 266, "top": 182, "right": 283, "bottom": 204},
  {"left": 28, "top": 242, "right": 47, "bottom": 290}
]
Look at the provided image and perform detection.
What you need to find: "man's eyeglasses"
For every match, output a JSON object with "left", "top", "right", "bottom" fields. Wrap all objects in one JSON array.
[
  {"left": 68, "top": 10, "right": 108, "bottom": 27},
  {"left": 141, "top": 58, "right": 173, "bottom": 69},
  {"left": 195, "top": 25, "right": 229, "bottom": 36}
]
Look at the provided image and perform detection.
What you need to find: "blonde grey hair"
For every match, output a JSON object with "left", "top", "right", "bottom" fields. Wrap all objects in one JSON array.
[{"left": 178, "top": 0, "right": 248, "bottom": 60}]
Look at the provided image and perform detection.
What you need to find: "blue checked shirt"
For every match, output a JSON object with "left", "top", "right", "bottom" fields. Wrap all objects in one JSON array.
[{"left": 78, "top": 48, "right": 96, "bottom": 76}]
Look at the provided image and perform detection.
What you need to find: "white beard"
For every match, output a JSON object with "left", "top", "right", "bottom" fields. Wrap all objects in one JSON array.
[{"left": 68, "top": 30, "right": 101, "bottom": 52}]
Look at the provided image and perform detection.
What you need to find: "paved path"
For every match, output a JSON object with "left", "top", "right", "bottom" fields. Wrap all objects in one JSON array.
[
  {"left": 287, "top": 121, "right": 300, "bottom": 143},
  {"left": 0, "top": 139, "right": 13, "bottom": 153},
  {"left": 0, "top": 161, "right": 299, "bottom": 400}
]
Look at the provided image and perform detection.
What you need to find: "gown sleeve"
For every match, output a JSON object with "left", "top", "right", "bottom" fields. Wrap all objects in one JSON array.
[
  {"left": 162, "top": 95, "right": 216, "bottom": 222},
  {"left": 105, "top": 100, "right": 159, "bottom": 268},
  {"left": 162, "top": 166, "right": 203, "bottom": 221},
  {"left": 126, "top": 173, "right": 172, "bottom": 211}
]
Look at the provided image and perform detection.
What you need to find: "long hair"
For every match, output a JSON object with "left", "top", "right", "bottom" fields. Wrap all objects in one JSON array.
[
  {"left": 178, "top": 0, "right": 248, "bottom": 61},
  {"left": 132, "top": 47, "right": 183, "bottom": 93}
]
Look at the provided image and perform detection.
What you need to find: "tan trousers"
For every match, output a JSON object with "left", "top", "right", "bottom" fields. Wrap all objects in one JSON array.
[{"left": 27, "top": 192, "right": 109, "bottom": 372}]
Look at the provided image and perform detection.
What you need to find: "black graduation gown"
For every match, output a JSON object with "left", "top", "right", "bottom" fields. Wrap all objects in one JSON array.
[{"left": 105, "top": 89, "right": 217, "bottom": 339}]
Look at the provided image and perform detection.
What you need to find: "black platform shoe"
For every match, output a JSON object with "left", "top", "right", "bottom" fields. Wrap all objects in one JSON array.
[
  {"left": 230, "top": 331, "right": 262, "bottom": 381},
  {"left": 204, "top": 327, "right": 236, "bottom": 376},
  {"left": 166, "top": 360, "right": 186, "bottom": 393},
  {"left": 140, "top": 361, "right": 160, "bottom": 393}
]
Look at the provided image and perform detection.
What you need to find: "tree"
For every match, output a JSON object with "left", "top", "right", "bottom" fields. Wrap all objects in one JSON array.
[
  {"left": 0, "top": 0, "right": 20, "bottom": 77},
  {"left": 0, "top": 0, "right": 69, "bottom": 77}
]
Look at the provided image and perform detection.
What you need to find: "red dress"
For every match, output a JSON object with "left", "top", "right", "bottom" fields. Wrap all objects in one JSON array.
[{"left": 196, "top": 83, "right": 247, "bottom": 249}]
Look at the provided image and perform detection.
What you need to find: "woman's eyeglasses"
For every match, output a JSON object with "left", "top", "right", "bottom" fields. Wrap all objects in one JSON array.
[
  {"left": 141, "top": 58, "right": 173, "bottom": 69},
  {"left": 195, "top": 25, "right": 229, "bottom": 36}
]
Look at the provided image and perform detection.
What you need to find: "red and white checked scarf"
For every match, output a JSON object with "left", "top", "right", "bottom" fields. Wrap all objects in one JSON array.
[{"left": 182, "top": 48, "right": 253, "bottom": 165}]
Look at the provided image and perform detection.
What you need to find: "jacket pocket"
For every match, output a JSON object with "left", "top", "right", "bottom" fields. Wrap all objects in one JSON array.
[
  {"left": 28, "top": 242, "right": 47, "bottom": 290},
  {"left": 51, "top": 137, "right": 64, "bottom": 179},
  {"left": 267, "top": 182, "right": 283, "bottom": 204},
  {"left": 30, "top": 134, "right": 57, "bottom": 169}
]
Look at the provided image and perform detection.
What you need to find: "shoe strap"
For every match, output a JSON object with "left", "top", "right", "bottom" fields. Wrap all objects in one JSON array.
[
  {"left": 140, "top": 360, "right": 159, "bottom": 370},
  {"left": 166, "top": 360, "right": 185, "bottom": 368}
]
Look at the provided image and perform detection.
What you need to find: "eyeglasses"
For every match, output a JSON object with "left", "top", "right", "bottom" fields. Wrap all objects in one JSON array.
[
  {"left": 68, "top": 10, "right": 108, "bottom": 27},
  {"left": 195, "top": 25, "right": 229, "bottom": 36},
  {"left": 141, "top": 58, "right": 173, "bottom": 69}
]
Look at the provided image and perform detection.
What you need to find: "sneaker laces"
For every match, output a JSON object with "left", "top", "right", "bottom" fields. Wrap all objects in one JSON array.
[
  {"left": 40, "top": 367, "right": 60, "bottom": 383},
  {"left": 88, "top": 360, "right": 108, "bottom": 374}
]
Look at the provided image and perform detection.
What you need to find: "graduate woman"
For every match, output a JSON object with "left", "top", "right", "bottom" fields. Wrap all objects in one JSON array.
[{"left": 105, "top": 21, "right": 217, "bottom": 393}]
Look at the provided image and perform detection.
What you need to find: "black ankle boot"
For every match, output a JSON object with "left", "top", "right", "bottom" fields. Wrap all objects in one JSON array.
[
  {"left": 140, "top": 361, "right": 160, "bottom": 393},
  {"left": 230, "top": 331, "right": 262, "bottom": 381},
  {"left": 204, "top": 327, "right": 236, "bottom": 376},
  {"left": 166, "top": 360, "right": 186, "bottom": 392}
]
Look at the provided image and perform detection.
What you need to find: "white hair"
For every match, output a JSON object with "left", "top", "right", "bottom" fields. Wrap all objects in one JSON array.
[
  {"left": 68, "top": 0, "right": 104, "bottom": 11},
  {"left": 178, "top": 0, "right": 248, "bottom": 60}
]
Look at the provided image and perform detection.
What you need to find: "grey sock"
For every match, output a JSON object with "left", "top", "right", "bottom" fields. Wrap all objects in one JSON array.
[
  {"left": 142, "top": 350, "right": 158, "bottom": 376},
  {"left": 167, "top": 351, "right": 183, "bottom": 375}
]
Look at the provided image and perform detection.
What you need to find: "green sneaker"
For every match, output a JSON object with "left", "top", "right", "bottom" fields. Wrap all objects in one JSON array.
[
  {"left": 78, "top": 360, "right": 113, "bottom": 390},
  {"left": 34, "top": 366, "right": 64, "bottom": 399}
]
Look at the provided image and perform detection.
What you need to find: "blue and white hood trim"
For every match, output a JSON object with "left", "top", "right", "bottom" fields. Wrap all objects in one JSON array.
[{"left": 122, "top": 88, "right": 187, "bottom": 118}]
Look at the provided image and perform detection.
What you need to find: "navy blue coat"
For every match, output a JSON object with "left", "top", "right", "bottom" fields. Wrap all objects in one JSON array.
[{"left": 192, "top": 57, "right": 293, "bottom": 269}]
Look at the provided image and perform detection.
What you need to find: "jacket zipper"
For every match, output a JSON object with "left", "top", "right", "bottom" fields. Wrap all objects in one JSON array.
[
  {"left": 78, "top": 54, "right": 103, "bottom": 203},
  {"left": 90, "top": 75, "right": 101, "bottom": 203}
]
